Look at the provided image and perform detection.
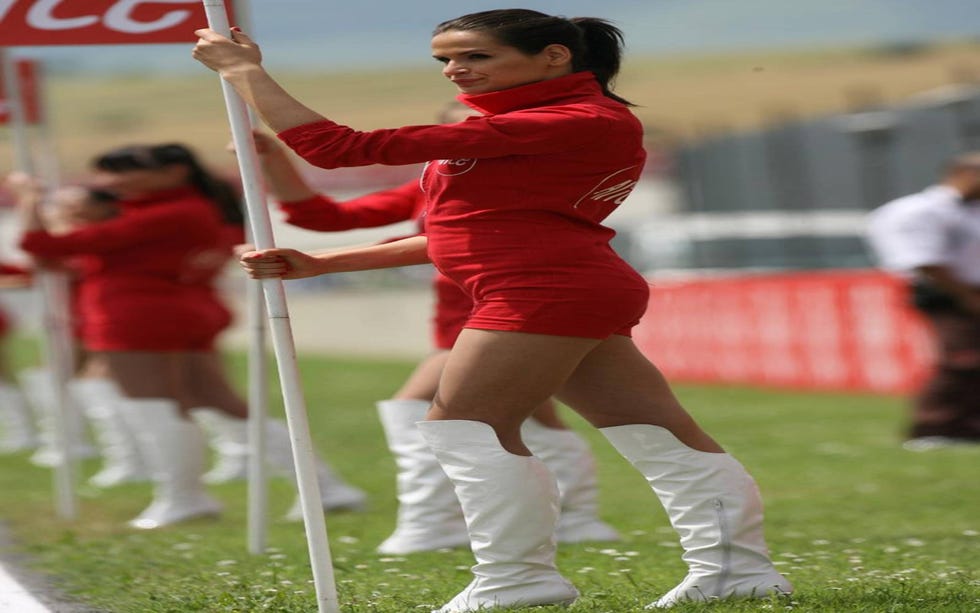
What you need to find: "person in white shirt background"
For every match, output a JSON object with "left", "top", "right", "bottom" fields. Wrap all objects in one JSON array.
[{"left": 866, "top": 152, "right": 980, "bottom": 449}]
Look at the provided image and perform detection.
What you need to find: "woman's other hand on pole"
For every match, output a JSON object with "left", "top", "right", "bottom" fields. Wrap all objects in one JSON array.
[{"left": 240, "top": 248, "right": 322, "bottom": 280}]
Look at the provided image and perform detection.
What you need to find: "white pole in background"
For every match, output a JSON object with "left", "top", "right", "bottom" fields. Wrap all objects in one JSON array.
[
  {"left": 200, "top": 3, "right": 338, "bottom": 612},
  {"left": 1, "top": 50, "right": 77, "bottom": 521},
  {"left": 245, "top": 248, "right": 269, "bottom": 556},
  {"left": 229, "top": 0, "right": 270, "bottom": 557}
]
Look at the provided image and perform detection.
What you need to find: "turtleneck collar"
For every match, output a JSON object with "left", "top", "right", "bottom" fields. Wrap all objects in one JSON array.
[{"left": 458, "top": 71, "right": 603, "bottom": 116}]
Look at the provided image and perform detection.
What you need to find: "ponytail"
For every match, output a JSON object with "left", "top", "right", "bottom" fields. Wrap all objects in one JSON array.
[{"left": 569, "top": 18, "right": 632, "bottom": 106}]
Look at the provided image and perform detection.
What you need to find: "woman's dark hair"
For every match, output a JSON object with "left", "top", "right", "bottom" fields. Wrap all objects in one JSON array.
[
  {"left": 93, "top": 143, "right": 244, "bottom": 225},
  {"left": 433, "top": 9, "right": 633, "bottom": 106}
]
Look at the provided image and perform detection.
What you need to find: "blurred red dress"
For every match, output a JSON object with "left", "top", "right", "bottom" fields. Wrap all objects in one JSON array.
[
  {"left": 279, "top": 181, "right": 471, "bottom": 349},
  {"left": 20, "top": 187, "right": 231, "bottom": 351}
]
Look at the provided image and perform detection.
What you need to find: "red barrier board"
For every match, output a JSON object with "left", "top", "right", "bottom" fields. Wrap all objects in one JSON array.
[
  {"left": 0, "top": 57, "right": 41, "bottom": 124},
  {"left": 633, "top": 270, "right": 933, "bottom": 394},
  {"left": 0, "top": 0, "right": 235, "bottom": 45}
]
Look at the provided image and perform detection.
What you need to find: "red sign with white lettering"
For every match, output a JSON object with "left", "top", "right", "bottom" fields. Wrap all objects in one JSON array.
[
  {"left": 0, "top": 58, "right": 42, "bottom": 125},
  {"left": 0, "top": 0, "right": 235, "bottom": 45}
]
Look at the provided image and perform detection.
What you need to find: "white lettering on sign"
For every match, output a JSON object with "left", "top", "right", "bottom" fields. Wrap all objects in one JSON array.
[
  {"left": 15, "top": 0, "right": 195, "bottom": 34},
  {"left": 27, "top": 0, "right": 98, "bottom": 30},
  {"left": 105, "top": 0, "right": 192, "bottom": 34},
  {"left": 0, "top": 1, "right": 18, "bottom": 23}
]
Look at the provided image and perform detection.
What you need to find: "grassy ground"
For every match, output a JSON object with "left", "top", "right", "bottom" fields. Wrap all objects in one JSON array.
[
  {"left": 0, "top": 337, "right": 978, "bottom": 612},
  {"left": 32, "top": 42, "right": 980, "bottom": 178}
]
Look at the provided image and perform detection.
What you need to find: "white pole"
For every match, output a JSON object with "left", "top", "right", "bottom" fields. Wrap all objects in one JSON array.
[
  {"left": 1, "top": 50, "right": 77, "bottom": 521},
  {"left": 245, "top": 267, "right": 269, "bottom": 555},
  {"left": 1, "top": 51, "right": 32, "bottom": 172},
  {"left": 229, "top": 0, "right": 270, "bottom": 557},
  {"left": 33, "top": 59, "right": 79, "bottom": 523},
  {"left": 200, "top": 3, "right": 338, "bottom": 612}
]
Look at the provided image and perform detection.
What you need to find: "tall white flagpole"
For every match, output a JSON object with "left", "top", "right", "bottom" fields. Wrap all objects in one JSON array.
[
  {"left": 1, "top": 50, "right": 77, "bottom": 521},
  {"left": 200, "top": 3, "right": 338, "bottom": 612}
]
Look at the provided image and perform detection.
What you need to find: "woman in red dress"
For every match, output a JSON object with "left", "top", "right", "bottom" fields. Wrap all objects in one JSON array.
[
  {"left": 18, "top": 144, "right": 364, "bottom": 528},
  {"left": 253, "top": 124, "right": 619, "bottom": 552},
  {"left": 196, "top": 9, "right": 791, "bottom": 610}
]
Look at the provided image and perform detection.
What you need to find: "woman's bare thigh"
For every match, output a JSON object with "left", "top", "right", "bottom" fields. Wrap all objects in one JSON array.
[
  {"left": 429, "top": 328, "right": 600, "bottom": 454},
  {"left": 101, "top": 351, "right": 181, "bottom": 400},
  {"left": 180, "top": 352, "right": 248, "bottom": 418},
  {"left": 393, "top": 350, "right": 450, "bottom": 401},
  {"left": 557, "top": 335, "right": 723, "bottom": 452}
]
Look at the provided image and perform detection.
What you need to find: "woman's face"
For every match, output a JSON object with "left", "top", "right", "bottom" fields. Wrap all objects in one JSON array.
[
  {"left": 431, "top": 29, "right": 571, "bottom": 95},
  {"left": 92, "top": 164, "right": 188, "bottom": 200},
  {"left": 46, "top": 187, "right": 116, "bottom": 228}
]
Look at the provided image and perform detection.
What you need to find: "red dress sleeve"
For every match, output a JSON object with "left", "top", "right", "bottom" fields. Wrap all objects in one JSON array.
[
  {"left": 279, "top": 180, "right": 423, "bottom": 231},
  {"left": 277, "top": 106, "right": 611, "bottom": 169},
  {"left": 20, "top": 202, "right": 203, "bottom": 258}
]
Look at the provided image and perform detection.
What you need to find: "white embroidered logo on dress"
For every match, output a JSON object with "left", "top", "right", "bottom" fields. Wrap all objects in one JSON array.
[
  {"left": 434, "top": 158, "right": 478, "bottom": 176},
  {"left": 573, "top": 166, "right": 640, "bottom": 208}
]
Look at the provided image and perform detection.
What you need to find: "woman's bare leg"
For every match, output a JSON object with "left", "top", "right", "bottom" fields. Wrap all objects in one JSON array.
[
  {"left": 179, "top": 352, "right": 248, "bottom": 418},
  {"left": 394, "top": 349, "right": 565, "bottom": 427},
  {"left": 419, "top": 329, "right": 596, "bottom": 610},
  {"left": 557, "top": 335, "right": 722, "bottom": 452},
  {"left": 392, "top": 350, "right": 449, "bottom": 401},
  {"left": 557, "top": 335, "right": 790, "bottom": 605},
  {"left": 428, "top": 328, "right": 601, "bottom": 454},
  {"left": 101, "top": 351, "right": 182, "bottom": 402}
]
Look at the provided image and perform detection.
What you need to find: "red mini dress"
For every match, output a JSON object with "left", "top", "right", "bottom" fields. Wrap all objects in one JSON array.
[
  {"left": 20, "top": 187, "right": 231, "bottom": 351},
  {"left": 278, "top": 72, "right": 650, "bottom": 339},
  {"left": 279, "top": 182, "right": 472, "bottom": 349}
]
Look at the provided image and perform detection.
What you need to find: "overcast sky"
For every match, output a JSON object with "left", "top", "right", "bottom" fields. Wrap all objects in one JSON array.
[{"left": 8, "top": 0, "right": 980, "bottom": 75}]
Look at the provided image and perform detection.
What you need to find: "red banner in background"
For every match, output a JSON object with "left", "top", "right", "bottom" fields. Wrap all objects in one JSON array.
[
  {"left": 0, "top": 0, "right": 235, "bottom": 45},
  {"left": 633, "top": 270, "right": 933, "bottom": 394},
  {"left": 0, "top": 57, "right": 41, "bottom": 124}
]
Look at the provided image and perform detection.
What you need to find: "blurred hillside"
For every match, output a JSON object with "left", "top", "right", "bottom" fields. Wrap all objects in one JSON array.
[{"left": 4, "top": 41, "right": 980, "bottom": 179}]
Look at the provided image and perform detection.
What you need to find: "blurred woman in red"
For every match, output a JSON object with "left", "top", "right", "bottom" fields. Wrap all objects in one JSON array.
[{"left": 18, "top": 144, "right": 363, "bottom": 528}]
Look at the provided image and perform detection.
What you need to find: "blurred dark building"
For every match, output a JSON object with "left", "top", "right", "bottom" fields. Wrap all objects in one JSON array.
[{"left": 625, "top": 83, "right": 980, "bottom": 275}]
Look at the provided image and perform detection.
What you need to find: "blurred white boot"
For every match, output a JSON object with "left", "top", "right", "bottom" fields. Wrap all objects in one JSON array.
[
  {"left": 19, "top": 368, "right": 94, "bottom": 466},
  {"left": 252, "top": 418, "right": 366, "bottom": 519},
  {"left": 69, "top": 377, "right": 149, "bottom": 487},
  {"left": 521, "top": 419, "right": 621, "bottom": 543},
  {"left": 190, "top": 408, "right": 249, "bottom": 484},
  {"left": 601, "top": 425, "right": 792, "bottom": 608},
  {"left": 118, "top": 398, "right": 221, "bottom": 529},
  {"left": 0, "top": 381, "right": 37, "bottom": 452},
  {"left": 375, "top": 399, "right": 469, "bottom": 554},
  {"left": 419, "top": 420, "right": 579, "bottom": 613}
]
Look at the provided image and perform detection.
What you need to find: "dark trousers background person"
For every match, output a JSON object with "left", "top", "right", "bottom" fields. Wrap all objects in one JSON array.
[{"left": 908, "top": 293, "right": 980, "bottom": 447}]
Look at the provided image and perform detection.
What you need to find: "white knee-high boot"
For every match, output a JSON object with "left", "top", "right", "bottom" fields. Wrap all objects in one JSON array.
[
  {"left": 0, "top": 382, "right": 37, "bottom": 452},
  {"left": 188, "top": 408, "right": 366, "bottom": 516},
  {"left": 521, "top": 419, "right": 621, "bottom": 543},
  {"left": 375, "top": 399, "right": 469, "bottom": 554},
  {"left": 118, "top": 398, "right": 222, "bottom": 529},
  {"left": 418, "top": 420, "right": 579, "bottom": 613},
  {"left": 68, "top": 378, "right": 149, "bottom": 487},
  {"left": 190, "top": 408, "right": 249, "bottom": 484},
  {"left": 264, "top": 418, "right": 367, "bottom": 518},
  {"left": 19, "top": 368, "right": 94, "bottom": 466},
  {"left": 600, "top": 425, "right": 791, "bottom": 607}
]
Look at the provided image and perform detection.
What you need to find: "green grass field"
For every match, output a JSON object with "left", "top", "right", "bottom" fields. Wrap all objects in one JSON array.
[{"left": 0, "top": 338, "right": 977, "bottom": 612}]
